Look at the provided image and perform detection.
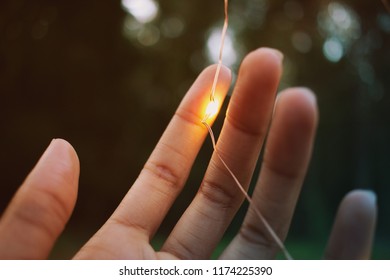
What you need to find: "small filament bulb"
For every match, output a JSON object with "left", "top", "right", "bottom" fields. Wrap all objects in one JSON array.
[{"left": 203, "top": 100, "right": 219, "bottom": 122}]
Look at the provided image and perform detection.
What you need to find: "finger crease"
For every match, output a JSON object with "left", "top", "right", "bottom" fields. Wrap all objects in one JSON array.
[
  {"left": 143, "top": 162, "right": 182, "bottom": 194},
  {"left": 37, "top": 188, "right": 71, "bottom": 224},
  {"left": 226, "top": 113, "right": 266, "bottom": 139},
  {"left": 239, "top": 221, "right": 280, "bottom": 254},
  {"left": 164, "top": 236, "right": 200, "bottom": 260},
  {"left": 174, "top": 108, "right": 204, "bottom": 130},
  {"left": 12, "top": 205, "right": 58, "bottom": 240},
  {"left": 110, "top": 216, "right": 150, "bottom": 237},
  {"left": 199, "top": 178, "right": 238, "bottom": 210},
  {"left": 262, "top": 159, "right": 302, "bottom": 182}
]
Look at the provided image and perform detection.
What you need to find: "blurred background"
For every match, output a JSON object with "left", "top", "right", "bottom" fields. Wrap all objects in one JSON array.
[{"left": 0, "top": 0, "right": 389, "bottom": 259}]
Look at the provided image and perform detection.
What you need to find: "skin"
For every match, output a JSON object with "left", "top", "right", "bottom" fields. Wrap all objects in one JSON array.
[{"left": 0, "top": 48, "right": 377, "bottom": 260}]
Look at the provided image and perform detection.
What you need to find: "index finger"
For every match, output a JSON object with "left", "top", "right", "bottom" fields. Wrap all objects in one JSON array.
[{"left": 109, "top": 65, "right": 232, "bottom": 237}]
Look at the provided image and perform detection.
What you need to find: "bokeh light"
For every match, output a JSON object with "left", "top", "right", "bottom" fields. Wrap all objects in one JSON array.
[
  {"left": 161, "top": 17, "right": 185, "bottom": 38},
  {"left": 318, "top": 2, "right": 361, "bottom": 62},
  {"left": 121, "top": 0, "right": 159, "bottom": 23},
  {"left": 291, "top": 31, "right": 312, "bottom": 53},
  {"left": 323, "top": 37, "right": 344, "bottom": 62},
  {"left": 206, "top": 27, "right": 237, "bottom": 68}
]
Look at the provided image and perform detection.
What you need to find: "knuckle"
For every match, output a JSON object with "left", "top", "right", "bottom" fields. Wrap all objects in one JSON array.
[
  {"left": 239, "top": 220, "right": 280, "bottom": 256},
  {"left": 13, "top": 197, "right": 61, "bottom": 240},
  {"left": 163, "top": 236, "right": 200, "bottom": 260},
  {"left": 175, "top": 109, "right": 203, "bottom": 129},
  {"left": 12, "top": 186, "right": 72, "bottom": 240},
  {"left": 143, "top": 161, "right": 182, "bottom": 193},
  {"left": 226, "top": 113, "right": 265, "bottom": 139},
  {"left": 262, "top": 159, "right": 301, "bottom": 182},
  {"left": 199, "top": 178, "right": 238, "bottom": 210}
]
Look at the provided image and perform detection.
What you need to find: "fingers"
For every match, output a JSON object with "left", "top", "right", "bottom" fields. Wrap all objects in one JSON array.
[
  {"left": 0, "top": 139, "right": 79, "bottom": 259},
  {"left": 220, "top": 88, "right": 318, "bottom": 259},
  {"left": 75, "top": 65, "right": 232, "bottom": 259},
  {"left": 324, "top": 190, "right": 377, "bottom": 259},
  {"left": 162, "top": 48, "right": 283, "bottom": 259}
]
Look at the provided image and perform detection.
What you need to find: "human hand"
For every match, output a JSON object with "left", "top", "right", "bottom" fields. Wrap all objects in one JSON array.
[{"left": 0, "top": 48, "right": 376, "bottom": 259}]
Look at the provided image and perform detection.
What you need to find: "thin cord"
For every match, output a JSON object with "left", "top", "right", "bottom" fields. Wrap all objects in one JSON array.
[
  {"left": 202, "top": 0, "right": 293, "bottom": 260},
  {"left": 201, "top": 120, "right": 293, "bottom": 260},
  {"left": 210, "top": 0, "right": 229, "bottom": 102}
]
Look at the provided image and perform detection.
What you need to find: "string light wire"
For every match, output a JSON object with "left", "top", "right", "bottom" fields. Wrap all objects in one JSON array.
[
  {"left": 202, "top": 0, "right": 293, "bottom": 260},
  {"left": 209, "top": 0, "right": 229, "bottom": 103}
]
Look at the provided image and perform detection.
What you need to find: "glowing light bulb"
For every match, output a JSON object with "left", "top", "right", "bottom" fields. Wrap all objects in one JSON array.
[{"left": 204, "top": 100, "right": 219, "bottom": 121}]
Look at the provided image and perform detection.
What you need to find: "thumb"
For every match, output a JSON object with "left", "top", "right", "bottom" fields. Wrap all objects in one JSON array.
[{"left": 0, "top": 139, "right": 80, "bottom": 259}]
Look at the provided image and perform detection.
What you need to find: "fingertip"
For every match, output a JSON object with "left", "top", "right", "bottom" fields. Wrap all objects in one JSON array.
[
  {"left": 245, "top": 47, "right": 284, "bottom": 64},
  {"left": 340, "top": 189, "right": 377, "bottom": 222},
  {"left": 241, "top": 48, "right": 283, "bottom": 77},
  {"left": 53, "top": 138, "right": 80, "bottom": 173},
  {"left": 325, "top": 189, "right": 377, "bottom": 259},
  {"left": 344, "top": 189, "right": 377, "bottom": 204},
  {"left": 236, "top": 47, "right": 283, "bottom": 95},
  {"left": 277, "top": 87, "right": 317, "bottom": 110},
  {"left": 275, "top": 87, "right": 319, "bottom": 131},
  {"left": 33, "top": 138, "right": 80, "bottom": 190},
  {"left": 202, "top": 64, "right": 232, "bottom": 92},
  {"left": 50, "top": 138, "right": 80, "bottom": 166}
]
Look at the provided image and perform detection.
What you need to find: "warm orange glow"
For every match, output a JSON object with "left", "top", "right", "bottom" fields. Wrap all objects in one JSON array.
[{"left": 203, "top": 100, "right": 219, "bottom": 122}]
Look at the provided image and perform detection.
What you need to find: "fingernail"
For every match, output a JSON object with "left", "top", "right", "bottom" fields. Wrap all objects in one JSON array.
[
  {"left": 43, "top": 139, "right": 57, "bottom": 156},
  {"left": 263, "top": 47, "right": 284, "bottom": 61},
  {"left": 299, "top": 87, "right": 317, "bottom": 106},
  {"left": 352, "top": 189, "right": 377, "bottom": 205},
  {"left": 273, "top": 49, "right": 284, "bottom": 61},
  {"left": 31, "top": 139, "right": 57, "bottom": 169},
  {"left": 364, "top": 190, "right": 377, "bottom": 205},
  {"left": 35, "top": 139, "right": 79, "bottom": 185}
]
